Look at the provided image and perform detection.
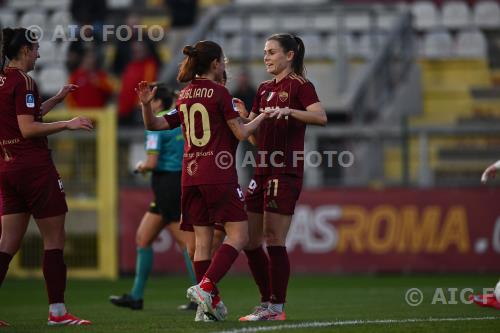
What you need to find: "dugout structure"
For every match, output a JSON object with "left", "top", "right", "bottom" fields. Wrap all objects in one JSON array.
[{"left": 7, "top": 108, "right": 118, "bottom": 279}]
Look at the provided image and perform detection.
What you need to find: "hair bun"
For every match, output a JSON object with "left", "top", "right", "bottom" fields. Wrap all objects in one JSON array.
[{"left": 183, "top": 45, "right": 197, "bottom": 57}]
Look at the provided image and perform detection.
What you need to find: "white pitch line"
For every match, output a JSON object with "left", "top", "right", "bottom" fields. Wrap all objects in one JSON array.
[{"left": 210, "top": 316, "right": 500, "bottom": 333}]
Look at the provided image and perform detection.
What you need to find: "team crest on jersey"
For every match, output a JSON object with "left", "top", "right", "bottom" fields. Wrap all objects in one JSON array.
[
  {"left": 266, "top": 92, "right": 275, "bottom": 102},
  {"left": 278, "top": 91, "right": 288, "bottom": 102},
  {"left": 187, "top": 160, "right": 198, "bottom": 176},
  {"left": 26, "top": 94, "right": 35, "bottom": 108}
]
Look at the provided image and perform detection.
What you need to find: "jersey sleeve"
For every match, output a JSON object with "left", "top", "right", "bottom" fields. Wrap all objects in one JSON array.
[
  {"left": 162, "top": 108, "right": 181, "bottom": 129},
  {"left": 220, "top": 87, "right": 239, "bottom": 121},
  {"left": 14, "top": 74, "right": 38, "bottom": 116},
  {"left": 298, "top": 81, "right": 320, "bottom": 109},
  {"left": 145, "top": 131, "right": 160, "bottom": 154}
]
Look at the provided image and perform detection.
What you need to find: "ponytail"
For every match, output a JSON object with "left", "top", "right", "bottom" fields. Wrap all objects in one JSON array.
[{"left": 177, "top": 40, "right": 223, "bottom": 83}]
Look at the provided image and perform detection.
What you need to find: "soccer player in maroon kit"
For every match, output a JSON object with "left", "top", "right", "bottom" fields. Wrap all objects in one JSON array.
[
  {"left": 0, "top": 27, "right": 93, "bottom": 326},
  {"left": 136, "top": 40, "right": 267, "bottom": 321},
  {"left": 239, "top": 33, "right": 327, "bottom": 321}
]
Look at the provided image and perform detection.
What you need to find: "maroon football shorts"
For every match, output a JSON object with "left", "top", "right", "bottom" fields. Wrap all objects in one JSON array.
[
  {"left": 180, "top": 183, "right": 247, "bottom": 229},
  {"left": 0, "top": 164, "right": 68, "bottom": 219},
  {"left": 245, "top": 174, "right": 303, "bottom": 215},
  {"left": 180, "top": 220, "right": 226, "bottom": 233}
]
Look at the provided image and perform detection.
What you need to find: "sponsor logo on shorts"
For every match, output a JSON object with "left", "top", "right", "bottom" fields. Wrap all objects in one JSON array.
[
  {"left": 26, "top": 94, "right": 35, "bottom": 108},
  {"left": 266, "top": 199, "right": 278, "bottom": 209},
  {"left": 58, "top": 179, "right": 64, "bottom": 192},
  {"left": 236, "top": 187, "right": 244, "bottom": 201},
  {"left": 247, "top": 179, "right": 257, "bottom": 194}
]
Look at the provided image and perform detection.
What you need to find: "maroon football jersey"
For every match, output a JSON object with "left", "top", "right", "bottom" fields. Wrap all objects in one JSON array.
[
  {"left": 250, "top": 73, "right": 320, "bottom": 177},
  {"left": 173, "top": 78, "right": 240, "bottom": 186},
  {"left": 0, "top": 67, "right": 51, "bottom": 172}
]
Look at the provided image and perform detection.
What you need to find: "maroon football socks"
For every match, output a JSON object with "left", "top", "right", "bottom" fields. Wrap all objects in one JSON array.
[
  {"left": 193, "top": 260, "right": 211, "bottom": 283},
  {"left": 43, "top": 249, "right": 66, "bottom": 304},
  {"left": 0, "top": 252, "right": 13, "bottom": 286},
  {"left": 267, "top": 246, "right": 290, "bottom": 304},
  {"left": 244, "top": 247, "right": 271, "bottom": 302},
  {"left": 200, "top": 244, "right": 239, "bottom": 294}
]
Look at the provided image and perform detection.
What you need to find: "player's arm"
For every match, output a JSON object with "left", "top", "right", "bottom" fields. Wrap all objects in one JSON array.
[
  {"left": 136, "top": 81, "right": 170, "bottom": 130},
  {"left": 266, "top": 102, "right": 327, "bottom": 126},
  {"left": 17, "top": 114, "right": 93, "bottom": 139},
  {"left": 41, "top": 84, "right": 79, "bottom": 115},
  {"left": 481, "top": 160, "right": 500, "bottom": 184},
  {"left": 135, "top": 153, "right": 159, "bottom": 174},
  {"left": 226, "top": 112, "right": 267, "bottom": 141},
  {"left": 233, "top": 98, "right": 260, "bottom": 144}
]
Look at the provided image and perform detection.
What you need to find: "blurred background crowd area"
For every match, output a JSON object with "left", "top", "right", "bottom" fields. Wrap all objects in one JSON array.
[{"left": 1, "top": 0, "right": 500, "bottom": 189}]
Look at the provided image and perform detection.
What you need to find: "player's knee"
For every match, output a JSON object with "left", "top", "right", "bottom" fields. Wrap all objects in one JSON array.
[
  {"left": 230, "top": 232, "right": 249, "bottom": 250},
  {"left": 264, "top": 229, "right": 285, "bottom": 246},
  {"left": 245, "top": 235, "right": 263, "bottom": 250},
  {"left": 135, "top": 233, "right": 150, "bottom": 248}
]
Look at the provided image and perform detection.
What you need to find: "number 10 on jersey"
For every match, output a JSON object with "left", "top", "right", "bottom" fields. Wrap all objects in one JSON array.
[{"left": 180, "top": 103, "right": 211, "bottom": 147}]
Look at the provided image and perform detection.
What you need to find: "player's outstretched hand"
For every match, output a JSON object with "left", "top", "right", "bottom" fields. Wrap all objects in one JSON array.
[
  {"left": 66, "top": 116, "right": 93, "bottom": 131},
  {"left": 55, "top": 84, "right": 79, "bottom": 101},
  {"left": 135, "top": 81, "right": 157, "bottom": 105},
  {"left": 481, "top": 161, "right": 500, "bottom": 184},
  {"left": 233, "top": 98, "right": 249, "bottom": 118},
  {"left": 265, "top": 107, "right": 291, "bottom": 119}
]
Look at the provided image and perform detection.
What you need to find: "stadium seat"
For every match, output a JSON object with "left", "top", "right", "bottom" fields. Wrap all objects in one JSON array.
[
  {"left": 312, "top": 13, "right": 337, "bottom": 32},
  {"left": 37, "top": 40, "right": 57, "bottom": 66},
  {"left": 301, "top": 34, "right": 323, "bottom": 59},
  {"left": 55, "top": 42, "right": 70, "bottom": 64},
  {"left": 38, "top": 66, "right": 67, "bottom": 96},
  {"left": 0, "top": 10, "right": 17, "bottom": 28},
  {"left": 422, "top": 29, "right": 454, "bottom": 58},
  {"left": 455, "top": 29, "right": 487, "bottom": 58},
  {"left": 278, "top": 15, "right": 311, "bottom": 34},
  {"left": 7, "top": 0, "right": 37, "bottom": 10},
  {"left": 441, "top": 1, "right": 471, "bottom": 30},
  {"left": 224, "top": 35, "right": 244, "bottom": 60},
  {"left": 376, "top": 12, "right": 397, "bottom": 31},
  {"left": 41, "top": 0, "right": 70, "bottom": 9},
  {"left": 358, "top": 32, "right": 387, "bottom": 59},
  {"left": 49, "top": 11, "right": 72, "bottom": 35},
  {"left": 325, "top": 33, "right": 359, "bottom": 59},
  {"left": 249, "top": 15, "right": 276, "bottom": 33},
  {"left": 412, "top": 1, "right": 440, "bottom": 30},
  {"left": 473, "top": 0, "right": 500, "bottom": 29},
  {"left": 19, "top": 11, "right": 48, "bottom": 33},
  {"left": 345, "top": 12, "right": 371, "bottom": 32},
  {"left": 215, "top": 16, "right": 243, "bottom": 34}
]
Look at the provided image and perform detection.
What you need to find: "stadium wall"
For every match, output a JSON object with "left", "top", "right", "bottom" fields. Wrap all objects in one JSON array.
[{"left": 119, "top": 188, "right": 500, "bottom": 274}]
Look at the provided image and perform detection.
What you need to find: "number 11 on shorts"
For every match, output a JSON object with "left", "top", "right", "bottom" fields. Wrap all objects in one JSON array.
[{"left": 267, "top": 178, "right": 278, "bottom": 197}]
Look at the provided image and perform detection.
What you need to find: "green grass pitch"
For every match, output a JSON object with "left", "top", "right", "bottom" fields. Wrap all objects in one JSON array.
[{"left": 2, "top": 274, "right": 500, "bottom": 332}]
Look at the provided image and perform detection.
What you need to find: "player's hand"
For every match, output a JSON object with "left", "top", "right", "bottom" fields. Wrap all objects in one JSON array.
[
  {"left": 233, "top": 98, "right": 249, "bottom": 118},
  {"left": 481, "top": 163, "right": 498, "bottom": 184},
  {"left": 135, "top": 81, "right": 156, "bottom": 105},
  {"left": 134, "top": 161, "right": 147, "bottom": 174},
  {"left": 55, "top": 84, "right": 79, "bottom": 102},
  {"left": 66, "top": 116, "right": 93, "bottom": 131},
  {"left": 265, "top": 107, "right": 291, "bottom": 119}
]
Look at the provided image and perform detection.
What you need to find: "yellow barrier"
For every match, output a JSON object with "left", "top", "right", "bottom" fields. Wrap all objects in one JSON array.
[{"left": 8, "top": 108, "right": 118, "bottom": 279}]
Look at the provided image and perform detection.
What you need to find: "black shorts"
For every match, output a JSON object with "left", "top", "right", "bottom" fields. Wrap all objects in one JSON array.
[{"left": 148, "top": 170, "right": 181, "bottom": 224}]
